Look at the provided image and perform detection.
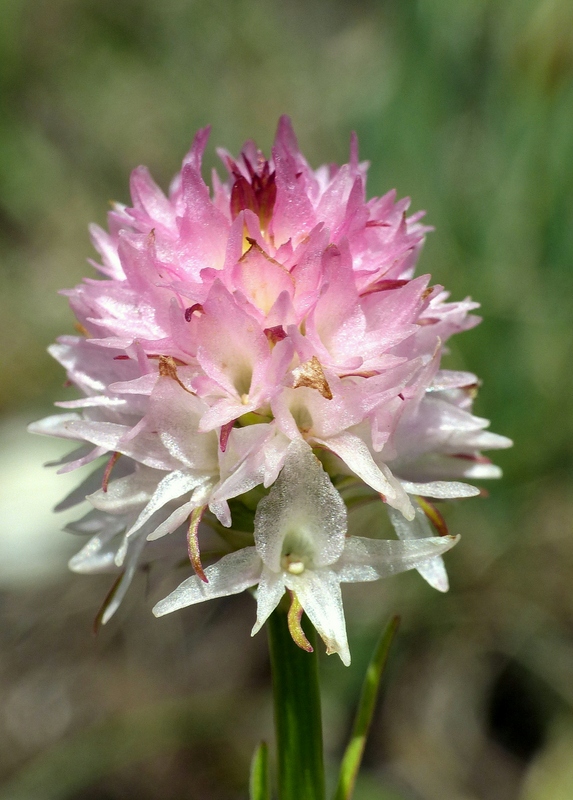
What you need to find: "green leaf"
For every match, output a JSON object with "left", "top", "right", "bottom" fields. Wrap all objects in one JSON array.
[
  {"left": 249, "top": 741, "right": 271, "bottom": 800},
  {"left": 333, "top": 616, "right": 400, "bottom": 800}
]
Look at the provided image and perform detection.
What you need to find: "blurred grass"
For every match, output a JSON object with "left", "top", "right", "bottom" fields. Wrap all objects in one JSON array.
[
  {"left": 0, "top": 693, "right": 232, "bottom": 800},
  {"left": 1, "top": 0, "right": 573, "bottom": 798}
]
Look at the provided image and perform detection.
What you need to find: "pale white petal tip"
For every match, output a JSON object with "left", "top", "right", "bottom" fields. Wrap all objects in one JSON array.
[
  {"left": 444, "top": 533, "right": 461, "bottom": 550},
  {"left": 392, "top": 499, "right": 416, "bottom": 522},
  {"left": 386, "top": 491, "right": 416, "bottom": 522},
  {"left": 326, "top": 642, "right": 351, "bottom": 667},
  {"left": 101, "top": 607, "right": 115, "bottom": 626},
  {"left": 68, "top": 555, "right": 89, "bottom": 574},
  {"left": 114, "top": 540, "right": 127, "bottom": 567},
  {"left": 418, "top": 559, "right": 450, "bottom": 592},
  {"left": 456, "top": 485, "right": 480, "bottom": 498},
  {"left": 151, "top": 600, "right": 169, "bottom": 618},
  {"left": 439, "top": 533, "right": 462, "bottom": 553},
  {"left": 401, "top": 480, "right": 480, "bottom": 499},
  {"left": 152, "top": 592, "right": 189, "bottom": 617}
]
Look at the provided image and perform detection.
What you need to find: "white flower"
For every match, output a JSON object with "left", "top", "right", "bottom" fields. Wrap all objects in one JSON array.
[{"left": 153, "top": 439, "right": 459, "bottom": 664}]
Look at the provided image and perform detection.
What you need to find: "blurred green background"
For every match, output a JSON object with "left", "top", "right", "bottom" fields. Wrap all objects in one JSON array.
[{"left": 1, "top": 0, "right": 573, "bottom": 798}]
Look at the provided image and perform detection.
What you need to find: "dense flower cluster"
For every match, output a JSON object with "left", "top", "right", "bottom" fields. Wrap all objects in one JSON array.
[{"left": 30, "top": 117, "right": 511, "bottom": 664}]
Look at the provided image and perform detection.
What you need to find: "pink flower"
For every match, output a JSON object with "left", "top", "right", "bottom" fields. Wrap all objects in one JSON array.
[{"left": 30, "top": 117, "right": 511, "bottom": 661}]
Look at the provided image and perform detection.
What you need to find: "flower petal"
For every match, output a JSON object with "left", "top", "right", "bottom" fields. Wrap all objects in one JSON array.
[
  {"left": 285, "top": 568, "right": 350, "bottom": 666},
  {"left": 251, "top": 565, "right": 286, "bottom": 635},
  {"left": 68, "top": 516, "right": 127, "bottom": 573},
  {"left": 387, "top": 504, "right": 450, "bottom": 591},
  {"left": 315, "top": 432, "right": 414, "bottom": 520},
  {"left": 144, "top": 488, "right": 210, "bottom": 542},
  {"left": 125, "top": 470, "right": 203, "bottom": 539},
  {"left": 87, "top": 468, "right": 159, "bottom": 515},
  {"left": 335, "top": 534, "right": 459, "bottom": 584},
  {"left": 152, "top": 547, "right": 262, "bottom": 616},
  {"left": 101, "top": 535, "right": 147, "bottom": 624},
  {"left": 254, "top": 438, "right": 347, "bottom": 571},
  {"left": 399, "top": 480, "right": 480, "bottom": 499}
]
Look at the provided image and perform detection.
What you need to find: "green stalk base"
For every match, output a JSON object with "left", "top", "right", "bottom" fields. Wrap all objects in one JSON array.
[{"left": 267, "top": 608, "right": 326, "bottom": 800}]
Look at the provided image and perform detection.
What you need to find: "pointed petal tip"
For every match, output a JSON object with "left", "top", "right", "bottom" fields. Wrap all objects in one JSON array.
[
  {"left": 192, "top": 125, "right": 212, "bottom": 151},
  {"left": 399, "top": 499, "right": 416, "bottom": 521},
  {"left": 274, "top": 115, "right": 299, "bottom": 153},
  {"left": 443, "top": 533, "right": 461, "bottom": 552},
  {"left": 68, "top": 556, "right": 88, "bottom": 574},
  {"left": 277, "top": 114, "right": 294, "bottom": 133},
  {"left": 100, "top": 606, "right": 115, "bottom": 626},
  {"left": 401, "top": 480, "right": 481, "bottom": 499},
  {"left": 114, "top": 543, "right": 127, "bottom": 567},
  {"left": 326, "top": 643, "right": 351, "bottom": 666},
  {"left": 349, "top": 130, "right": 359, "bottom": 168},
  {"left": 151, "top": 603, "right": 164, "bottom": 618},
  {"left": 152, "top": 597, "right": 174, "bottom": 617}
]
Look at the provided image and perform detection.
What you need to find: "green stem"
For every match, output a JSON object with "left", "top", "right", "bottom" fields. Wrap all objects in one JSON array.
[{"left": 267, "top": 607, "right": 325, "bottom": 800}]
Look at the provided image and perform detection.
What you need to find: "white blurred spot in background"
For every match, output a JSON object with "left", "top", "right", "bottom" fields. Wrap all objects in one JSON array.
[{"left": 0, "top": 416, "right": 92, "bottom": 587}]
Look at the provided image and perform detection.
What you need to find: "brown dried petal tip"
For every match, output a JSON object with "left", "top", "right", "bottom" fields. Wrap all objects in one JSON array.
[{"left": 292, "top": 356, "right": 333, "bottom": 400}]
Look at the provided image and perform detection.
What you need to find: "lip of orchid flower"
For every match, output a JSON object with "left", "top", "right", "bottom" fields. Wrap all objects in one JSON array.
[
  {"left": 29, "top": 115, "right": 510, "bottom": 641},
  {"left": 153, "top": 440, "right": 459, "bottom": 665}
]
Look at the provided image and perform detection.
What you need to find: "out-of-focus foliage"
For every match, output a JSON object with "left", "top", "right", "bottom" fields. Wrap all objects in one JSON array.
[{"left": 1, "top": 1, "right": 572, "bottom": 798}]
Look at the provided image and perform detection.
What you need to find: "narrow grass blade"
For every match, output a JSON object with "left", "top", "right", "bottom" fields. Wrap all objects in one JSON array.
[
  {"left": 249, "top": 741, "right": 271, "bottom": 800},
  {"left": 334, "top": 615, "right": 400, "bottom": 800}
]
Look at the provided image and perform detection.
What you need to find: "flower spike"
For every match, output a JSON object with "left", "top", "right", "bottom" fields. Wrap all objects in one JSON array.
[{"left": 30, "top": 117, "right": 510, "bottom": 652}]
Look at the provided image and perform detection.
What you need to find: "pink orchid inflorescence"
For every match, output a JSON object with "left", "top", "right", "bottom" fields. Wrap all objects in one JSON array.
[{"left": 30, "top": 117, "right": 511, "bottom": 664}]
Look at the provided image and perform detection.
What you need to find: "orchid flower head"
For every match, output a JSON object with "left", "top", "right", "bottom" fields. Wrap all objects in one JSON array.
[{"left": 29, "top": 117, "right": 511, "bottom": 660}]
